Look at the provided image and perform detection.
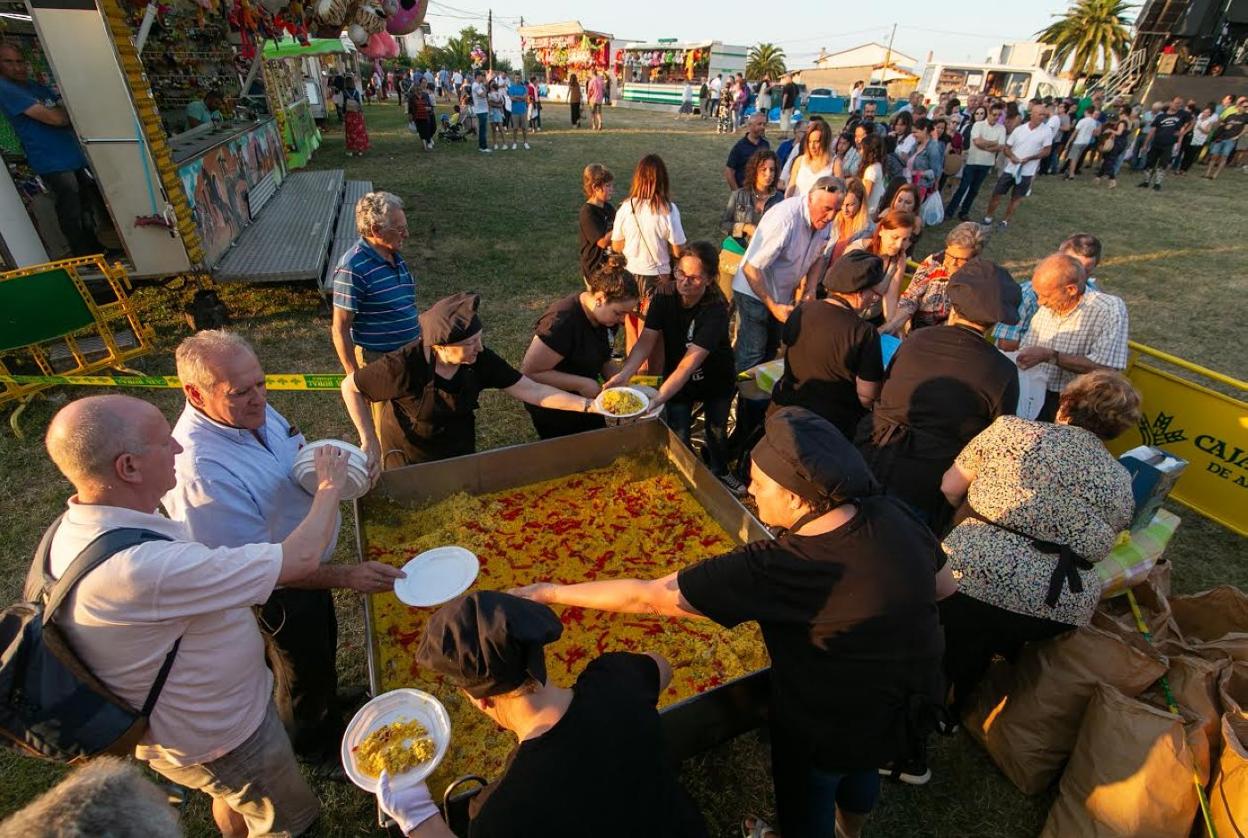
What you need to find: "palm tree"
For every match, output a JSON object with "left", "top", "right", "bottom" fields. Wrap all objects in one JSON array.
[
  {"left": 747, "top": 43, "right": 786, "bottom": 80},
  {"left": 1036, "top": 0, "right": 1136, "bottom": 81}
]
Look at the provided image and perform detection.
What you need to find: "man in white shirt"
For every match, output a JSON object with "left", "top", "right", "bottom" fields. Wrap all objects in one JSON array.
[
  {"left": 731, "top": 177, "right": 844, "bottom": 373},
  {"left": 709, "top": 73, "right": 722, "bottom": 116},
  {"left": 982, "top": 102, "right": 1053, "bottom": 230},
  {"left": 849, "top": 80, "right": 864, "bottom": 115},
  {"left": 162, "top": 330, "right": 402, "bottom": 766},
  {"left": 1042, "top": 102, "right": 1063, "bottom": 174},
  {"left": 42, "top": 394, "right": 348, "bottom": 837},
  {"left": 1015, "top": 253, "right": 1129, "bottom": 419},
  {"left": 470, "top": 70, "right": 490, "bottom": 153},
  {"left": 1063, "top": 107, "right": 1101, "bottom": 178}
]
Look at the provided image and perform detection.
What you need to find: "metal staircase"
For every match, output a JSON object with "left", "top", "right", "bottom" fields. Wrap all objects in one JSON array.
[{"left": 1088, "top": 47, "right": 1150, "bottom": 100}]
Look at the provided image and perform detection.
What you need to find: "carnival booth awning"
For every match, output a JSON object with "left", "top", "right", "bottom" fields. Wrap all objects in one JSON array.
[{"left": 518, "top": 20, "right": 614, "bottom": 83}]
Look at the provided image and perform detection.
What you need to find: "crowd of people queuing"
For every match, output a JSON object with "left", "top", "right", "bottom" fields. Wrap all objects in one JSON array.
[{"left": 9, "top": 72, "right": 1240, "bottom": 838}]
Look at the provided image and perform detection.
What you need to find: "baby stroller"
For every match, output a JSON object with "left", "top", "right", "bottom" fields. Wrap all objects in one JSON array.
[{"left": 438, "top": 113, "right": 467, "bottom": 142}]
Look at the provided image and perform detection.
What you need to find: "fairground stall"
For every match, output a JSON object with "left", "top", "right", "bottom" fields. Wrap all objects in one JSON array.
[
  {"left": 517, "top": 20, "right": 621, "bottom": 103},
  {"left": 619, "top": 39, "right": 746, "bottom": 107},
  {"left": 4, "top": 0, "right": 376, "bottom": 289}
]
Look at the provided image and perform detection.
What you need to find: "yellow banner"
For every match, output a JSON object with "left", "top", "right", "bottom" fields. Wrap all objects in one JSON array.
[{"left": 1109, "top": 355, "right": 1248, "bottom": 536}]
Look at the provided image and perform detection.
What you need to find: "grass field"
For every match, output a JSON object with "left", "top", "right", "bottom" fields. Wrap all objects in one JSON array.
[{"left": 1, "top": 100, "right": 1244, "bottom": 836}]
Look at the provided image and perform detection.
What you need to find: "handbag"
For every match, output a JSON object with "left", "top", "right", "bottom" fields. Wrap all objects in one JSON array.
[{"left": 1099, "top": 133, "right": 1116, "bottom": 153}]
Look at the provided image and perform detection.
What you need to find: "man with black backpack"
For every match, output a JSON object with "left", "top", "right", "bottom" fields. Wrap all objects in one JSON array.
[{"left": 30, "top": 394, "right": 348, "bottom": 836}]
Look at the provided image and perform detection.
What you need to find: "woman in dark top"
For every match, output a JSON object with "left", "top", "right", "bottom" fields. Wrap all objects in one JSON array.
[
  {"left": 578, "top": 163, "right": 616, "bottom": 281},
  {"left": 718, "top": 148, "right": 782, "bottom": 249},
  {"left": 513, "top": 407, "right": 948, "bottom": 837},
  {"left": 606, "top": 241, "right": 738, "bottom": 489},
  {"left": 855, "top": 259, "right": 1022, "bottom": 532},
  {"left": 341, "top": 293, "right": 602, "bottom": 468},
  {"left": 407, "top": 78, "right": 436, "bottom": 150},
  {"left": 520, "top": 254, "right": 640, "bottom": 439},
  {"left": 771, "top": 250, "right": 885, "bottom": 438},
  {"left": 568, "top": 73, "right": 582, "bottom": 127}
]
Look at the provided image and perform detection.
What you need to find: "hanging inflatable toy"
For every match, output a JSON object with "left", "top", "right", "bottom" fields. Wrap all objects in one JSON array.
[{"left": 383, "top": 0, "right": 426, "bottom": 36}]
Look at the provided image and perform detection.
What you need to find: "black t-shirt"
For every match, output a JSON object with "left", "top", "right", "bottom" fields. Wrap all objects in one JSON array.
[
  {"left": 770, "top": 299, "right": 884, "bottom": 438},
  {"left": 578, "top": 201, "right": 616, "bottom": 280},
  {"left": 354, "top": 342, "right": 521, "bottom": 463},
  {"left": 468, "top": 653, "right": 707, "bottom": 838},
  {"left": 780, "top": 82, "right": 799, "bottom": 109},
  {"left": 855, "top": 325, "right": 1017, "bottom": 526},
  {"left": 677, "top": 497, "right": 944, "bottom": 770},
  {"left": 643, "top": 288, "right": 735, "bottom": 402},
  {"left": 525, "top": 293, "right": 611, "bottom": 438},
  {"left": 726, "top": 135, "right": 770, "bottom": 188},
  {"left": 860, "top": 324, "right": 1018, "bottom": 461},
  {"left": 1214, "top": 109, "right": 1247, "bottom": 143},
  {"left": 1150, "top": 109, "right": 1192, "bottom": 147}
]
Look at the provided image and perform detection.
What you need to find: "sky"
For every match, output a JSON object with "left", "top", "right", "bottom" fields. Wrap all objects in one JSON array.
[{"left": 420, "top": 0, "right": 1084, "bottom": 71}]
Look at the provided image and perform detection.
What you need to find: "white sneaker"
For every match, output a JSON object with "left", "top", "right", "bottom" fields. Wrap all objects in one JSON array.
[
  {"left": 493, "top": 144, "right": 499, "bottom": 150},
  {"left": 523, "top": 142, "right": 531, "bottom": 150},
  {"left": 511, "top": 143, "right": 517, "bottom": 150},
  {"left": 480, "top": 147, "right": 492, "bottom": 153}
]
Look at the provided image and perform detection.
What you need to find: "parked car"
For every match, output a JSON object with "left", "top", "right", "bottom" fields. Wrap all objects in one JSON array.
[
  {"left": 859, "top": 84, "right": 890, "bottom": 114},
  {"left": 805, "top": 87, "right": 841, "bottom": 115}
]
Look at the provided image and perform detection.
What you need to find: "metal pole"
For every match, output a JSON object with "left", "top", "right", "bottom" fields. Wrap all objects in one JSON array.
[
  {"left": 520, "top": 15, "right": 525, "bottom": 77},
  {"left": 487, "top": 9, "right": 493, "bottom": 74},
  {"left": 882, "top": 22, "right": 896, "bottom": 85}
]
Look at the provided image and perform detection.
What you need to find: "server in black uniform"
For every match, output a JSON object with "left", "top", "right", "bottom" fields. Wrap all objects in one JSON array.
[
  {"left": 770, "top": 250, "right": 886, "bottom": 437},
  {"left": 605, "top": 241, "right": 738, "bottom": 489},
  {"left": 520, "top": 253, "right": 640, "bottom": 439},
  {"left": 512, "top": 407, "right": 947, "bottom": 836},
  {"left": 341, "top": 292, "right": 602, "bottom": 468},
  {"left": 855, "top": 259, "right": 1021, "bottom": 531}
]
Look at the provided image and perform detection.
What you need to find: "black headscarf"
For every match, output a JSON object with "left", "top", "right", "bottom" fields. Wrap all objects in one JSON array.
[
  {"left": 420, "top": 292, "right": 483, "bottom": 349},
  {"left": 416, "top": 591, "right": 563, "bottom": 699},
  {"left": 751, "top": 406, "right": 879, "bottom": 505},
  {"left": 947, "top": 259, "right": 1021, "bottom": 327}
]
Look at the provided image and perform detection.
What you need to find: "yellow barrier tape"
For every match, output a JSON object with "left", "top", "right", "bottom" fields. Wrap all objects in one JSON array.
[
  {"left": 0, "top": 374, "right": 346, "bottom": 391},
  {"left": 1, "top": 373, "right": 663, "bottom": 392}
]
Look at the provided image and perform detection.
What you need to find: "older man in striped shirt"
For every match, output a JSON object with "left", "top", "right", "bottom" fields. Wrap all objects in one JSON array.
[{"left": 331, "top": 191, "right": 421, "bottom": 374}]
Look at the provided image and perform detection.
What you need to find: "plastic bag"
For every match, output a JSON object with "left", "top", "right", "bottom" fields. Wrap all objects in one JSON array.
[{"left": 920, "top": 190, "right": 945, "bottom": 227}]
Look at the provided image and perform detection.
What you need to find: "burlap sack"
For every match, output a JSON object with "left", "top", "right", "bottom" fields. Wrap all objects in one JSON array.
[
  {"left": 1146, "top": 641, "right": 1227, "bottom": 754},
  {"left": 1219, "top": 660, "right": 1248, "bottom": 716},
  {"left": 963, "top": 621, "right": 1168, "bottom": 795},
  {"left": 1169, "top": 586, "right": 1248, "bottom": 662},
  {"left": 1097, "top": 576, "right": 1178, "bottom": 643},
  {"left": 1146, "top": 558, "right": 1172, "bottom": 598},
  {"left": 1209, "top": 713, "right": 1248, "bottom": 838},
  {"left": 1040, "top": 684, "right": 1210, "bottom": 838}
]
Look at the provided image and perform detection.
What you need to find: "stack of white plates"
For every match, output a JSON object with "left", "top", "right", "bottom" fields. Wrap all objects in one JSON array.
[{"left": 292, "top": 439, "right": 371, "bottom": 500}]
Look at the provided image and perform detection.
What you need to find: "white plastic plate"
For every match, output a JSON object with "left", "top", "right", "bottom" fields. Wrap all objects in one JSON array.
[
  {"left": 394, "top": 546, "right": 480, "bottom": 607},
  {"left": 341, "top": 688, "right": 451, "bottom": 792},
  {"left": 292, "top": 439, "right": 371, "bottom": 500},
  {"left": 593, "top": 386, "right": 650, "bottom": 419}
]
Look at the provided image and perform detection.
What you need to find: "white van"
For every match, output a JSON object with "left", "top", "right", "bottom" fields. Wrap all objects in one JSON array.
[{"left": 917, "top": 62, "right": 1072, "bottom": 102}]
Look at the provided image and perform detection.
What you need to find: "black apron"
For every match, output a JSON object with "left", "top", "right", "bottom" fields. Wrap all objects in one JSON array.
[{"left": 381, "top": 365, "right": 484, "bottom": 467}]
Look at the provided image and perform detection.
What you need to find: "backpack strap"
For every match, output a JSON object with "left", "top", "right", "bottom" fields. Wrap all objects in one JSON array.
[
  {"left": 22, "top": 512, "right": 65, "bottom": 603},
  {"left": 43, "top": 527, "right": 173, "bottom": 624},
  {"left": 38, "top": 522, "right": 182, "bottom": 716}
]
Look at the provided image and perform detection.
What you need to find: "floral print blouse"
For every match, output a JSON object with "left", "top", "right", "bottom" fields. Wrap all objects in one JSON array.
[{"left": 942, "top": 415, "right": 1134, "bottom": 625}]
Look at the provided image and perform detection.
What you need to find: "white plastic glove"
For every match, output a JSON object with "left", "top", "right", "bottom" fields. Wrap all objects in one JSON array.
[{"left": 376, "top": 771, "right": 439, "bottom": 835}]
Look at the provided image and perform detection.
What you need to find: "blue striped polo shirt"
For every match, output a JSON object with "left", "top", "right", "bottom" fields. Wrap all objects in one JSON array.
[{"left": 332, "top": 238, "right": 421, "bottom": 352}]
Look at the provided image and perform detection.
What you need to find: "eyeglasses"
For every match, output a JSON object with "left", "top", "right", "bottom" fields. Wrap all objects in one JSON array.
[{"left": 674, "top": 268, "right": 706, "bottom": 282}]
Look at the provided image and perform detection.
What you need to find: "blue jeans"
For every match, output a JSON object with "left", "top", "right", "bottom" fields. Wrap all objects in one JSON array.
[
  {"left": 476, "top": 112, "right": 488, "bottom": 149},
  {"left": 664, "top": 394, "right": 732, "bottom": 476},
  {"left": 946, "top": 163, "right": 991, "bottom": 219},
  {"left": 772, "top": 725, "right": 882, "bottom": 835},
  {"left": 733, "top": 293, "right": 783, "bottom": 373}
]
